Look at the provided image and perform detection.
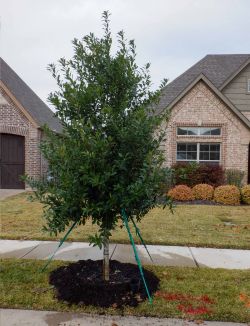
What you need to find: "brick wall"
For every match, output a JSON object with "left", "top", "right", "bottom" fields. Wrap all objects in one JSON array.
[
  {"left": 163, "top": 81, "right": 250, "bottom": 184},
  {"left": 242, "top": 111, "right": 250, "bottom": 121},
  {"left": 0, "top": 86, "right": 42, "bottom": 188}
]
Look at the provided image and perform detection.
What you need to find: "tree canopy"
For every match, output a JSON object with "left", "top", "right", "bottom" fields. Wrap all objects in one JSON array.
[{"left": 27, "top": 11, "right": 168, "bottom": 251}]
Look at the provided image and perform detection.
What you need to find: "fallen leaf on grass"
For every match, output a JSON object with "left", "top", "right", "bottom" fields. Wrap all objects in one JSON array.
[
  {"left": 155, "top": 291, "right": 214, "bottom": 316},
  {"left": 239, "top": 293, "right": 250, "bottom": 308}
]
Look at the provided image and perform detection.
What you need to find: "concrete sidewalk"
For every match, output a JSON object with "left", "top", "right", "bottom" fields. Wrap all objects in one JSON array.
[
  {"left": 0, "top": 309, "right": 247, "bottom": 326},
  {"left": 0, "top": 239, "right": 250, "bottom": 269}
]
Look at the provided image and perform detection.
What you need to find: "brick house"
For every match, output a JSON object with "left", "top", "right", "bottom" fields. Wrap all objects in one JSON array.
[
  {"left": 0, "top": 58, "right": 62, "bottom": 189},
  {"left": 156, "top": 54, "right": 250, "bottom": 184},
  {"left": 1, "top": 55, "right": 250, "bottom": 189}
]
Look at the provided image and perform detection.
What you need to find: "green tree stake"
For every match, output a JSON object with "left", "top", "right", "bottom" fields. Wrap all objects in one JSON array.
[
  {"left": 122, "top": 209, "right": 153, "bottom": 304},
  {"left": 40, "top": 220, "right": 78, "bottom": 272},
  {"left": 131, "top": 217, "right": 153, "bottom": 262}
]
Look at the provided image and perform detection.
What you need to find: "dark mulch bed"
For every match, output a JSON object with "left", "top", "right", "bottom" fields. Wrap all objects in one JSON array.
[
  {"left": 174, "top": 200, "right": 247, "bottom": 206},
  {"left": 174, "top": 200, "right": 221, "bottom": 205},
  {"left": 49, "top": 259, "right": 159, "bottom": 308}
]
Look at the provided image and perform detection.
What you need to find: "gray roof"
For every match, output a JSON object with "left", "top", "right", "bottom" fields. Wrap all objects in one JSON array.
[
  {"left": 157, "top": 54, "right": 250, "bottom": 113},
  {"left": 0, "top": 57, "right": 62, "bottom": 132}
]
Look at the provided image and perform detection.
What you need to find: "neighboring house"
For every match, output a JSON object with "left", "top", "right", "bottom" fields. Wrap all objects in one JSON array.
[
  {"left": 0, "top": 58, "right": 62, "bottom": 189},
  {"left": 157, "top": 54, "right": 250, "bottom": 184},
  {"left": 1, "top": 55, "right": 250, "bottom": 189}
]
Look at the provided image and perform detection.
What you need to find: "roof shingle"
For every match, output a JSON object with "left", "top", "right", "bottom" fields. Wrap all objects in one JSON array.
[
  {"left": 156, "top": 54, "right": 250, "bottom": 113},
  {"left": 0, "top": 57, "right": 62, "bottom": 132}
]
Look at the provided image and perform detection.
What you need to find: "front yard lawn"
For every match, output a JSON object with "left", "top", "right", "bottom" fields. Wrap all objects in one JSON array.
[
  {"left": 1, "top": 192, "right": 250, "bottom": 249},
  {"left": 0, "top": 258, "right": 250, "bottom": 322}
]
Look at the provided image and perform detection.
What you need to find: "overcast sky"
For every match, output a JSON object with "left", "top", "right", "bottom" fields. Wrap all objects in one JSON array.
[{"left": 0, "top": 0, "right": 250, "bottom": 107}]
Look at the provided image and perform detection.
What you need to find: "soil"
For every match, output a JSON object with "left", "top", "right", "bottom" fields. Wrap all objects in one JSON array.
[
  {"left": 174, "top": 200, "right": 222, "bottom": 205},
  {"left": 49, "top": 259, "right": 159, "bottom": 308},
  {"left": 174, "top": 200, "right": 247, "bottom": 206}
]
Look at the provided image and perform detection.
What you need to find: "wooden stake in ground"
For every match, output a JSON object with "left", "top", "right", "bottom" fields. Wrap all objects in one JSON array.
[{"left": 103, "top": 236, "right": 109, "bottom": 281}]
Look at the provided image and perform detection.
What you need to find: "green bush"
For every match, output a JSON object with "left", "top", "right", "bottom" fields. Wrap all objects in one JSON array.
[
  {"left": 160, "top": 167, "right": 175, "bottom": 193},
  {"left": 172, "top": 162, "right": 225, "bottom": 187},
  {"left": 225, "top": 169, "right": 245, "bottom": 187}
]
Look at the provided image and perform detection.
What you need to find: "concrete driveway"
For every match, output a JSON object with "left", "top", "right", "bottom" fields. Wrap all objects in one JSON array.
[{"left": 0, "top": 189, "right": 25, "bottom": 200}]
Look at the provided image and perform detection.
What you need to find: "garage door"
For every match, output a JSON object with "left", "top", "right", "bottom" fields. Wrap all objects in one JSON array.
[{"left": 0, "top": 134, "right": 25, "bottom": 189}]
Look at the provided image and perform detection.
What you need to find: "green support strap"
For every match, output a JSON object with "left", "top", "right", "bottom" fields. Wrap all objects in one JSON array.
[
  {"left": 40, "top": 220, "right": 78, "bottom": 272},
  {"left": 131, "top": 217, "right": 153, "bottom": 263},
  {"left": 121, "top": 208, "right": 153, "bottom": 304}
]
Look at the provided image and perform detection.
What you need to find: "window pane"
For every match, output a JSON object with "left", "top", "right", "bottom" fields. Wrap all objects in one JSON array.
[
  {"left": 188, "top": 128, "right": 198, "bottom": 135},
  {"left": 200, "top": 128, "right": 211, "bottom": 136},
  {"left": 210, "top": 152, "right": 220, "bottom": 160},
  {"left": 177, "top": 144, "right": 186, "bottom": 151},
  {"left": 187, "top": 144, "right": 197, "bottom": 151},
  {"left": 211, "top": 128, "right": 221, "bottom": 135},
  {"left": 177, "top": 152, "right": 187, "bottom": 160},
  {"left": 200, "top": 152, "right": 209, "bottom": 160},
  {"left": 177, "top": 143, "right": 199, "bottom": 161},
  {"left": 200, "top": 144, "right": 209, "bottom": 151},
  {"left": 210, "top": 144, "right": 220, "bottom": 151},
  {"left": 177, "top": 127, "right": 188, "bottom": 135},
  {"left": 187, "top": 152, "right": 197, "bottom": 160}
]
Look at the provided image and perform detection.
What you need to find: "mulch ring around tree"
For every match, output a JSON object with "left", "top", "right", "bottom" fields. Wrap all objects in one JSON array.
[{"left": 49, "top": 259, "right": 159, "bottom": 308}]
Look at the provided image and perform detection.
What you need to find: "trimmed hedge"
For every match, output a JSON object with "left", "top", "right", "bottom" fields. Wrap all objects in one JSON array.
[
  {"left": 167, "top": 185, "right": 194, "bottom": 201},
  {"left": 241, "top": 185, "right": 250, "bottom": 204},
  {"left": 214, "top": 185, "right": 241, "bottom": 205},
  {"left": 192, "top": 184, "right": 214, "bottom": 200},
  {"left": 172, "top": 162, "right": 225, "bottom": 187}
]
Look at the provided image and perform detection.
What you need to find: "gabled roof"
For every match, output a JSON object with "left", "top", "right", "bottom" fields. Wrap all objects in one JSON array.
[
  {"left": 156, "top": 54, "right": 250, "bottom": 114},
  {"left": 0, "top": 57, "right": 62, "bottom": 132},
  {"left": 168, "top": 73, "right": 250, "bottom": 129}
]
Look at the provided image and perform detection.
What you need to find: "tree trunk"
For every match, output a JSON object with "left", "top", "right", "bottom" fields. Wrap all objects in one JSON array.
[{"left": 103, "top": 235, "right": 109, "bottom": 281}]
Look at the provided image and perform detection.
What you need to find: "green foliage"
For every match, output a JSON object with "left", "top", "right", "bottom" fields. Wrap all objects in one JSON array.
[
  {"left": 225, "top": 169, "right": 245, "bottom": 187},
  {"left": 172, "top": 162, "right": 225, "bottom": 187},
  {"left": 172, "top": 162, "right": 199, "bottom": 186},
  {"left": 25, "top": 12, "right": 168, "bottom": 245}
]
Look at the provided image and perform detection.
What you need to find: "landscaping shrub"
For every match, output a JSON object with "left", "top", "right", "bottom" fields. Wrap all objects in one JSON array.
[
  {"left": 214, "top": 185, "right": 240, "bottom": 205},
  {"left": 171, "top": 162, "right": 199, "bottom": 187},
  {"left": 172, "top": 162, "right": 225, "bottom": 187},
  {"left": 196, "top": 164, "right": 225, "bottom": 187},
  {"left": 225, "top": 169, "right": 245, "bottom": 187},
  {"left": 160, "top": 167, "right": 175, "bottom": 193},
  {"left": 192, "top": 184, "right": 214, "bottom": 200},
  {"left": 167, "top": 185, "right": 194, "bottom": 201},
  {"left": 241, "top": 185, "right": 250, "bottom": 204}
]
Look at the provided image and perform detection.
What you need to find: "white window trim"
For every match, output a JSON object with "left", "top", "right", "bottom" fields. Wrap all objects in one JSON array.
[{"left": 176, "top": 143, "right": 221, "bottom": 163}]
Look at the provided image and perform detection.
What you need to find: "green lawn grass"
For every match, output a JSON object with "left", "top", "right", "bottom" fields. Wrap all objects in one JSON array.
[
  {"left": 1, "top": 192, "right": 250, "bottom": 249},
  {"left": 0, "top": 258, "right": 250, "bottom": 322}
]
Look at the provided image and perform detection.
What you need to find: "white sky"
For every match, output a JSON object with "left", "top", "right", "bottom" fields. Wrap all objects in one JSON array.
[{"left": 0, "top": 0, "right": 250, "bottom": 107}]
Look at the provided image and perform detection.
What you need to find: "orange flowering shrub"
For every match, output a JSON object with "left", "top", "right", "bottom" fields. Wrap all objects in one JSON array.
[
  {"left": 241, "top": 185, "right": 250, "bottom": 204},
  {"left": 192, "top": 184, "right": 214, "bottom": 200},
  {"left": 214, "top": 185, "right": 240, "bottom": 205},
  {"left": 167, "top": 185, "right": 194, "bottom": 201}
]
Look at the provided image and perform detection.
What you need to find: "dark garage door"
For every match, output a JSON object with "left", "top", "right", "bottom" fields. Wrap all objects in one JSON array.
[{"left": 0, "top": 134, "right": 25, "bottom": 189}]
